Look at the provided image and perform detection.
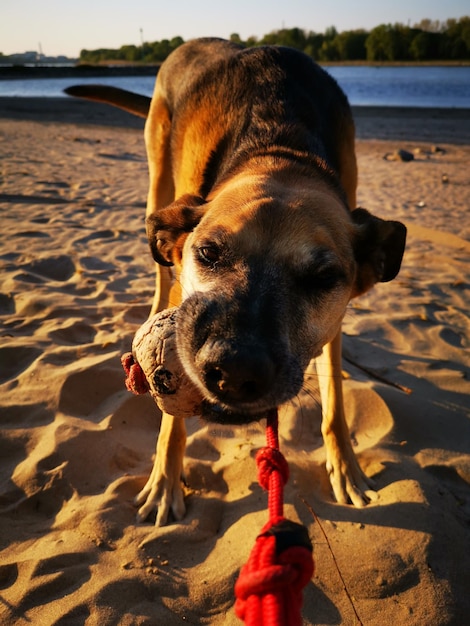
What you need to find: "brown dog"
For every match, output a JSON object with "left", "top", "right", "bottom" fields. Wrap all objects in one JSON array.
[{"left": 66, "top": 38, "right": 406, "bottom": 526}]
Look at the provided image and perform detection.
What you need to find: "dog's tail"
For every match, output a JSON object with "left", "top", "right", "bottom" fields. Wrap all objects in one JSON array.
[{"left": 64, "top": 85, "right": 151, "bottom": 119}]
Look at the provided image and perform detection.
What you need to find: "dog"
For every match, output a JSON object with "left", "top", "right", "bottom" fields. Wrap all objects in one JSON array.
[{"left": 66, "top": 38, "right": 406, "bottom": 526}]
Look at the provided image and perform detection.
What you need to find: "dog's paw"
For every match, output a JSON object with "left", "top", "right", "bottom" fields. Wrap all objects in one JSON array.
[
  {"left": 325, "top": 447, "right": 376, "bottom": 507},
  {"left": 134, "top": 466, "right": 186, "bottom": 526}
]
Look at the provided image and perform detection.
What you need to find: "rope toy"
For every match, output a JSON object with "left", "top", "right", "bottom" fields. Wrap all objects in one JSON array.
[
  {"left": 122, "top": 309, "right": 314, "bottom": 624},
  {"left": 234, "top": 409, "right": 314, "bottom": 625}
]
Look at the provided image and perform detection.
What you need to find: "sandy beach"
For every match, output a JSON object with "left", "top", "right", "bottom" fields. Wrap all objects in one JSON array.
[{"left": 0, "top": 98, "right": 469, "bottom": 625}]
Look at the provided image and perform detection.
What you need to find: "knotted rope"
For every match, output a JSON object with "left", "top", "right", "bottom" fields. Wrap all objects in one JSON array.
[
  {"left": 121, "top": 352, "right": 149, "bottom": 395},
  {"left": 234, "top": 409, "right": 314, "bottom": 625}
]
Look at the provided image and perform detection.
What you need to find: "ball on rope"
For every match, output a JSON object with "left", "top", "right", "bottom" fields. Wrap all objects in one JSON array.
[{"left": 122, "top": 307, "right": 203, "bottom": 418}]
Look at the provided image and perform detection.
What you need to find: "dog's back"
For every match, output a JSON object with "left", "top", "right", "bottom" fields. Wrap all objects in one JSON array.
[{"left": 157, "top": 38, "right": 354, "bottom": 201}]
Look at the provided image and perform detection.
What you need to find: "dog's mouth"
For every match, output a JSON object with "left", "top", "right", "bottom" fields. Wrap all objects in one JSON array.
[
  {"left": 187, "top": 353, "right": 305, "bottom": 425},
  {"left": 200, "top": 399, "right": 272, "bottom": 425}
]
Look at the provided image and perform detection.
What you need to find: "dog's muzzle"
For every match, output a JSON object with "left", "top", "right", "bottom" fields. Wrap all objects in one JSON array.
[
  {"left": 196, "top": 340, "right": 277, "bottom": 405},
  {"left": 176, "top": 291, "right": 305, "bottom": 424}
]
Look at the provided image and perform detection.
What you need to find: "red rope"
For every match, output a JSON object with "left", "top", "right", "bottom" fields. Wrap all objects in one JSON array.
[
  {"left": 121, "top": 352, "right": 149, "bottom": 395},
  {"left": 234, "top": 409, "right": 314, "bottom": 625}
]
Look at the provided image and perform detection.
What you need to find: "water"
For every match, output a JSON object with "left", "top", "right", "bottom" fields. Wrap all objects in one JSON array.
[
  {"left": 0, "top": 75, "right": 156, "bottom": 99},
  {"left": 326, "top": 65, "right": 470, "bottom": 108},
  {"left": 0, "top": 65, "right": 469, "bottom": 108}
]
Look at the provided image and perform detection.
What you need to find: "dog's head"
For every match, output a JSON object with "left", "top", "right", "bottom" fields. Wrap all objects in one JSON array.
[{"left": 146, "top": 176, "right": 406, "bottom": 423}]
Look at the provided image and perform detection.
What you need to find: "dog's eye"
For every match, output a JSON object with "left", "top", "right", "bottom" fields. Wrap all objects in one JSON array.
[
  {"left": 197, "top": 245, "right": 220, "bottom": 266},
  {"left": 314, "top": 265, "right": 346, "bottom": 289},
  {"left": 298, "top": 265, "right": 346, "bottom": 293}
]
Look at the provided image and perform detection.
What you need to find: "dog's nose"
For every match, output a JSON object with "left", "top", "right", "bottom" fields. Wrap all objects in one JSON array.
[{"left": 201, "top": 349, "right": 276, "bottom": 405}]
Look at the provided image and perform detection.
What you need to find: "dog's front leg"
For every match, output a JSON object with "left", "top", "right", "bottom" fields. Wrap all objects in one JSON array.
[
  {"left": 316, "top": 330, "right": 375, "bottom": 507},
  {"left": 150, "top": 265, "right": 173, "bottom": 317},
  {"left": 135, "top": 412, "right": 187, "bottom": 526}
]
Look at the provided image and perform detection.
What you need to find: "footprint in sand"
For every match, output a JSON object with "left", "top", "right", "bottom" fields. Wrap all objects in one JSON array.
[
  {"left": 0, "top": 192, "right": 69, "bottom": 205},
  {"left": 73, "top": 136, "right": 102, "bottom": 144},
  {"left": 74, "top": 230, "right": 116, "bottom": 245},
  {"left": 13, "top": 272, "right": 44, "bottom": 285},
  {"left": 0, "top": 402, "right": 54, "bottom": 429},
  {"left": 0, "top": 252, "right": 21, "bottom": 263},
  {"left": 97, "top": 152, "right": 145, "bottom": 162},
  {"left": 48, "top": 321, "right": 97, "bottom": 345},
  {"left": 340, "top": 542, "right": 420, "bottom": 600},
  {"left": 58, "top": 359, "right": 124, "bottom": 417},
  {"left": 13, "top": 230, "right": 50, "bottom": 239},
  {"left": 10, "top": 552, "right": 92, "bottom": 613},
  {"left": 343, "top": 383, "right": 395, "bottom": 452},
  {"left": 0, "top": 346, "right": 42, "bottom": 383},
  {"left": 0, "top": 562, "right": 18, "bottom": 589},
  {"left": 37, "top": 181, "right": 71, "bottom": 189},
  {"left": 20, "top": 255, "right": 76, "bottom": 282},
  {"left": 0, "top": 293, "right": 15, "bottom": 315},
  {"left": 439, "top": 326, "right": 465, "bottom": 348},
  {"left": 79, "top": 257, "right": 116, "bottom": 273}
]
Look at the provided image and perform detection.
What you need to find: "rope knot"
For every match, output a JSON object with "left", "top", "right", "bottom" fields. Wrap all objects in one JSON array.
[
  {"left": 256, "top": 446, "right": 289, "bottom": 491},
  {"left": 121, "top": 352, "right": 150, "bottom": 395},
  {"left": 234, "top": 519, "right": 314, "bottom": 625}
]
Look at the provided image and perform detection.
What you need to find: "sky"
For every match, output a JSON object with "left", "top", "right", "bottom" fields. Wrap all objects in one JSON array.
[{"left": 2, "top": 0, "right": 468, "bottom": 58}]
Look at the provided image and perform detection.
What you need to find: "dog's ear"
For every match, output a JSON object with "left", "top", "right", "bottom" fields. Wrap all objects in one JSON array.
[
  {"left": 351, "top": 208, "right": 407, "bottom": 296},
  {"left": 146, "top": 194, "right": 206, "bottom": 266}
]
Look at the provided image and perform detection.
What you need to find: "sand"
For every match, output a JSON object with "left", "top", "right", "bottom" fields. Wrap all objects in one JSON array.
[{"left": 0, "top": 98, "right": 469, "bottom": 625}]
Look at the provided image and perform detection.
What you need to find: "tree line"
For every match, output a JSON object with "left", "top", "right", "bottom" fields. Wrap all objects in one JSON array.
[{"left": 78, "top": 17, "right": 470, "bottom": 64}]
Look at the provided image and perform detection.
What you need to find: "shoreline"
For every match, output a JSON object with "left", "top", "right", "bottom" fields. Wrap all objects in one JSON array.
[
  {"left": 0, "top": 65, "right": 161, "bottom": 80},
  {"left": 1, "top": 60, "right": 469, "bottom": 80},
  {"left": 1, "top": 96, "right": 469, "bottom": 143}
]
